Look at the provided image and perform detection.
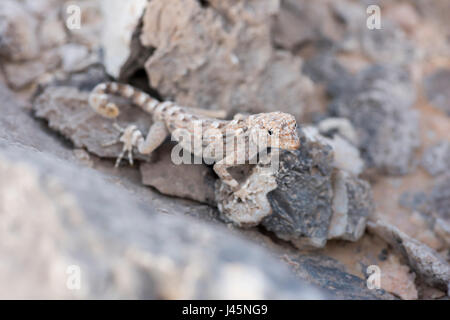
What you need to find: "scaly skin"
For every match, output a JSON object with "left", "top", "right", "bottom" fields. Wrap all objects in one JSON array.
[{"left": 89, "top": 82, "right": 300, "bottom": 200}]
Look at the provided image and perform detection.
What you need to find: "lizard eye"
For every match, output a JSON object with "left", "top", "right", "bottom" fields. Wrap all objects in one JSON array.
[{"left": 268, "top": 129, "right": 273, "bottom": 135}]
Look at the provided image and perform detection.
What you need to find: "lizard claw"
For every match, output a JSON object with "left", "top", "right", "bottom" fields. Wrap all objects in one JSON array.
[
  {"left": 116, "top": 124, "right": 141, "bottom": 167},
  {"left": 103, "top": 123, "right": 140, "bottom": 167}
]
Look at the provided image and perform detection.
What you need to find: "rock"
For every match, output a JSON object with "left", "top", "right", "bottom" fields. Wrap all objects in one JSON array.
[
  {"left": 328, "top": 170, "right": 374, "bottom": 241},
  {"left": 0, "top": 83, "right": 73, "bottom": 158},
  {"left": 0, "top": 0, "right": 40, "bottom": 61},
  {"left": 139, "top": 0, "right": 314, "bottom": 120},
  {"left": 58, "top": 44, "right": 92, "bottom": 73},
  {"left": 314, "top": 119, "right": 364, "bottom": 176},
  {"left": 141, "top": 143, "right": 217, "bottom": 206},
  {"left": 32, "top": 66, "right": 153, "bottom": 162},
  {"left": 215, "top": 163, "right": 278, "bottom": 227},
  {"left": 263, "top": 130, "right": 334, "bottom": 248},
  {"left": 427, "top": 174, "right": 450, "bottom": 221},
  {"left": 348, "top": 20, "right": 415, "bottom": 65},
  {"left": 273, "top": 0, "right": 345, "bottom": 49},
  {"left": 421, "top": 141, "right": 450, "bottom": 176},
  {"left": 260, "top": 127, "right": 373, "bottom": 248},
  {"left": 424, "top": 69, "right": 450, "bottom": 116},
  {"left": 2, "top": 50, "right": 61, "bottom": 89},
  {"left": 368, "top": 219, "right": 450, "bottom": 293},
  {"left": 39, "top": 11, "right": 67, "bottom": 49},
  {"left": 399, "top": 175, "right": 450, "bottom": 250},
  {"left": 329, "top": 65, "right": 420, "bottom": 175},
  {"left": 0, "top": 142, "right": 326, "bottom": 299},
  {"left": 434, "top": 218, "right": 450, "bottom": 248},
  {"left": 302, "top": 51, "right": 354, "bottom": 98},
  {"left": 100, "top": 0, "right": 148, "bottom": 78}
]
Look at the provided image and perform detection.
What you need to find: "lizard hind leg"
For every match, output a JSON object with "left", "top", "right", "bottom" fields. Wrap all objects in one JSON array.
[
  {"left": 113, "top": 121, "right": 169, "bottom": 167},
  {"left": 213, "top": 154, "right": 251, "bottom": 201}
]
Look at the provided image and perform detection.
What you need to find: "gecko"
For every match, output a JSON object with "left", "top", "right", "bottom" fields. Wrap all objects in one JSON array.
[{"left": 89, "top": 82, "right": 300, "bottom": 200}]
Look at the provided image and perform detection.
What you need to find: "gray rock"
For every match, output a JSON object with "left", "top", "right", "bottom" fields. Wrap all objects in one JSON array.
[
  {"left": 262, "top": 128, "right": 374, "bottom": 248},
  {"left": 0, "top": 83, "right": 73, "bottom": 159},
  {"left": 401, "top": 174, "right": 450, "bottom": 222},
  {"left": 0, "top": 142, "right": 326, "bottom": 299},
  {"left": 399, "top": 191, "right": 428, "bottom": 213},
  {"left": 368, "top": 219, "right": 450, "bottom": 293},
  {"left": 273, "top": 0, "right": 344, "bottom": 49},
  {"left": 424, "top": 69, "right": 450, "bottom": 116},
  {"left": 32, "top": 66, "right": 153, "bottom": 162},
  {"left": 302, "top": 51, "right": 354, "bottom": 98},
  {"left": 281, "top": 251, "right": 395, "bottom": 300},
  {"left": 3, "top": 49, "right": 61, "bottom": 89},
  {"left": 421, "top": 141, "right": 450, "bottom": 176},
  {"left": 350, "top": 21, "right": 415, "bottom": 65},
  {"left": 140, "top": 142, "right": 217, "bottom": 206},
  {"left": 329, "top": 65, "right": 420, "bottom": 175},
  {"left": 328, "top": 170, "right": 374, "bottom": 241},
  {"left": 427, "top": 174, "right": 450, "bottom": 221},
  {"left": 263, "top": 131, "right": 335, "bottom": 249}
]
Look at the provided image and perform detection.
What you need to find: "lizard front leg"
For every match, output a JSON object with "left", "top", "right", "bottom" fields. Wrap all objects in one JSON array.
[
  {"left": 213, "top": 153, "right": 250, "bottom": 201},
  {"left": 113, "top": 121, "right": 168, "bottom": 167}
]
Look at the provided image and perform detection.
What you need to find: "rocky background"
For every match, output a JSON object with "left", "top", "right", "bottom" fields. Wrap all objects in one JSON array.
[{"left": 0, "top": 0, "right": 449, "bottom": 299}]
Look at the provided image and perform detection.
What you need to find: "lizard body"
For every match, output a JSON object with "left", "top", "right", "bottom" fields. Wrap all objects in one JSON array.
[{"left": 89, "top": 82, "right": 300, "bottom": 199}]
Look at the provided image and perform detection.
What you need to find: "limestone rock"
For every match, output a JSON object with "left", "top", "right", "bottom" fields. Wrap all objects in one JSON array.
[
  {"left": 139, "top": 0, "right": 314, "bottom": 119},
  {"left": 100, "top": 0, "right": 148, "bottom": 78}
]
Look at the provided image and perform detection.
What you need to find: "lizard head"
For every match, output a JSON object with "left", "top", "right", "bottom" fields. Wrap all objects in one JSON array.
[{"left": 248, "top": 112, "right": 300, "bottom": 150}]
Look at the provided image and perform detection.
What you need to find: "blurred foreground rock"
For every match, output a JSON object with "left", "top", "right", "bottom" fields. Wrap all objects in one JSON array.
[{"left": 0, "top": 142, "right": 328, "bottom": 299}]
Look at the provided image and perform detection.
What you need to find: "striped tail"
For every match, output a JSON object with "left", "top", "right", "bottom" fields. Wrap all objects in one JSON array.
[{"left": 89, "top": 82, "right": 161, "bottom": 119}]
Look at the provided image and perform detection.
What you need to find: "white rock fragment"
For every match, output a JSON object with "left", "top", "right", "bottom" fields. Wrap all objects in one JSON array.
[
  {"left": 58, "top": 44, "right": 90, "bottom": 73},
  {"left": 303, "top": 124, "right": 364, "bottom": 176},
  {"left": 318, "top": 117, "right": 359, "bottom": 145},
  {"left": 216, "top": 165, "right": 278, "bottom": 228},
  {"left": 100, "top": 0, "right": 148, "bottom": 78},
  {"left": 328, "top": 170, "right": 349, "bottom": 239}
]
